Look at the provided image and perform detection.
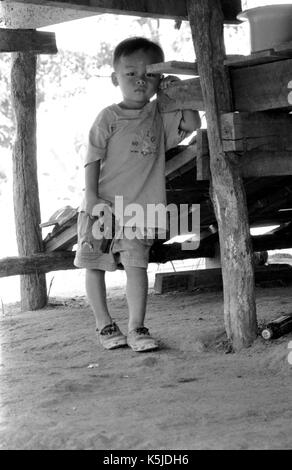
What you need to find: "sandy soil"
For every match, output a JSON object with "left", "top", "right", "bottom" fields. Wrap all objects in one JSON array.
[{"left": 0, "top": 281, "right": 291, "bottom": 451}]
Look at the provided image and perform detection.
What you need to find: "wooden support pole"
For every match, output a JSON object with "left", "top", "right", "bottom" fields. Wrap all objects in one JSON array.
[
  {"left": 187, "top": 0, "right": 257, "bottom": 350},
  {"left": 11, "top": 51, "right": 47, "bottom": 311}
]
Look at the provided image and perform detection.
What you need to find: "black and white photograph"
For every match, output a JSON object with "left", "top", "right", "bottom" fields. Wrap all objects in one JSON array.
[{"left": 0, "top": 0, "right": 291, "bottom": 453}]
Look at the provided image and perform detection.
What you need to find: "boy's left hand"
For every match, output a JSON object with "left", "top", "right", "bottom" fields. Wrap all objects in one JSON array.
[{"left": 159, "top": 75, "right": 181, "bottom": 90}]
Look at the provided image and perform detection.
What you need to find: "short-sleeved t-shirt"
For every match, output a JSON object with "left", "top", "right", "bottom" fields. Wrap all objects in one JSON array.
[{"left": 81, "top": 100, "right": 187, "bottom": 233}]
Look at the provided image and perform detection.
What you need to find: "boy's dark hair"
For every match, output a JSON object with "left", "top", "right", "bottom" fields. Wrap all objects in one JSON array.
[{"left": 113, "top": 37, "right": 164, "bottom": 69}]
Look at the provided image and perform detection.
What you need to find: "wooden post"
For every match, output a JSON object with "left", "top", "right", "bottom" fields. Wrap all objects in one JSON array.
[
  {"left": 11, "top": 52, "right": 47, "bottom": 310},
  {"left": 187, "top": 0, "right": 257, "bottom": 350}
]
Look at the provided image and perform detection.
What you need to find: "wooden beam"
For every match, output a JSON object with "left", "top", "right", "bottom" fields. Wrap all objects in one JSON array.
[
  {"left": 226, "top": 48, "right": 292, "bottom": 68},
  {"left": 0, "top": 241, "right": 214, "bottom": 278},
  {"left": 0, "top": 28, "right": 57, "bottom": 54},
  {"left": 157, "top": 58, "right": 292, "bottom": 113},
  {"left": 157, "top": 77, "right": 204, "bottom": 112},
  {"left": 1, "top": 229, "right": 292, "bottom": 279},
  {"left": 148, "top": 47, "right": 292, "bottom": 76},
  {"left": 12, "top": 0, "right": 242, "bottom": 22},
  {"left": 44, "top": 223, "right": 77, "bottom": 251},
  {"left": 187, "top": 0, "right": 257, "bottom": 351},
  {"left": 240, "top": 152, "right": 292, "bottom": 178},
  {"left": 148, "top": 48, "right": 292, "bottom": 77},
  {"left": 11, "top": 51, "right": 47, "bottom": 310},
  {"left": 0, "top": 252, "right": 76, "bottom": 278},
  {"left": 165, "top": 144, "right": 197, "bottom": 181},
  {"left": 221, "top": 112, "right": 292, "bottom": 153},
  {"left": 196, "top": 118, "right": 292, "bottom": 180},
  {"left": 231, "top": 58, "right": 292, "bottom": 112},
  {"left": 0, "top": 1, "right": 97, "bottom": 28},
  {"left": 197, "top": 150, "right": 292, "bottom": 180},
  {"left": 197, "top": 151, "right": 292, "bottom": 179},
  {"left": 43, "top": 210, "right": 78, "bottom": 251},
  {"left": 149, "top": 61, "right": 199, "bottom": 76},
  {"left": 154, "top": 264, "right": 292, "bottom": 294}
]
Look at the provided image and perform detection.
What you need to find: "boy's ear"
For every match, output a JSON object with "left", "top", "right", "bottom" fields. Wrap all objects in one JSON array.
[{"left": 111, "top": 72, "right": 119, "bottom": 87}]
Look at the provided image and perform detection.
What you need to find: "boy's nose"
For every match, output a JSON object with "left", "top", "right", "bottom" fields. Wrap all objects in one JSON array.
[{"left": 136, "top": 77, "right": 146, "bottom": 86}]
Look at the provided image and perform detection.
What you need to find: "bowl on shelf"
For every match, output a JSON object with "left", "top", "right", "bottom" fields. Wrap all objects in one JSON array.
[{"left": 237, "top": 4, "right": 292, "bottom": 53}]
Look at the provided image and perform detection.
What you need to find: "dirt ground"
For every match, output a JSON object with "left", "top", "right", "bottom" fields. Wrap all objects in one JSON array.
[{"left": 0, "top": 280, "right": 291, "bottom": 450}]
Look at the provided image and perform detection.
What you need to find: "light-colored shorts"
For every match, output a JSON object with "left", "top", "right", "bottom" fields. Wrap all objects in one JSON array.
[{"left": 74, "top": 212, "right": 154, "bottom": 271}]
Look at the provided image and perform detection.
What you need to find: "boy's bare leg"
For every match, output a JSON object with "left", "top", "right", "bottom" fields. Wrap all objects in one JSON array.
[
  {"left": 124, "top": 266, "right": 148, "bottom": 331},
  {"left": 85, "top": 269, "right": 112, "bottom": 331}
]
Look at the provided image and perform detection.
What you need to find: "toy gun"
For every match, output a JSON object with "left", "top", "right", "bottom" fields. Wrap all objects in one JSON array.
[{"left": 100, "top": 211, "right": 116, "bottom": 253}]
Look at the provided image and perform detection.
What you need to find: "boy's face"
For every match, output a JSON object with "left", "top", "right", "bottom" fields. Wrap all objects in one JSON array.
[{"left": 111, "top": 49, "right": 162, "bottom": 109}]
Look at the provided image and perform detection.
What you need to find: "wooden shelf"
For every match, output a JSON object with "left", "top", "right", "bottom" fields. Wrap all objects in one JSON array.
[{"left": 147, "top": 45, "right": 292, "bottom": 77}]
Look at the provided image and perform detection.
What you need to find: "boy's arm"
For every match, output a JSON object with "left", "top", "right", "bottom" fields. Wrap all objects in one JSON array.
[
  {"left": 84, "top": 160, "right": 110, "bottom": 215},
  {"left": 159, "top": 75, "right": 201, "bottom": 133},
  {"left": 180, "top": 109, "right": 201, "bottom": 133}
]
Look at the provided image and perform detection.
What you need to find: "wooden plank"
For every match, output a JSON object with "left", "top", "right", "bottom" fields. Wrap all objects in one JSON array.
[
  {"left": 2, "top": 231, "right": 291, "bottom": 279},
  {"left": 154, "top": 267, "right": 222, "bottom": 294},
  {"left": 231, "top": 58, "right": 292, "bottom": 112},
  {"left": 0, "top": 251, "right": 76, "bottom": 278},
  {"left": 148, "top": 50, "right": 292, "bottom": 76},
  {"left": 240, "top": 151, "right": 292, "bottom": 178},
  {"left": 227, "top": 49, "right": 292, "bottom": 68},
  {"left": 0, "top": 240, "right": 215, "bottom": 278},
  {"left": 196, "top": 150, "right": 292, "bottom": 179},
  {"left": 157, "top": 59, "right": 292, "bottom": 113},
  {"left": 12, "top": 0, "right": 242, "bottom": 22},
  {"left": 154, "top": 264, "right": 292, "bottom": 294},
  {"left": 165, "top": 144, "right": 197, "bottom": 181},
  {"left": 149, "top": 60, "right": 248, "bottom": 76},
  {"left": 44, "top": 217, "right": 78, "bottom": 252},
  {"left": 0, "top": 2, "right": 97, "bottom": 28},
  {"left": 11, "top": 52, "right": 47, "bottom": 311},
  {"left": 149, "top": 61, "right": 199, "bottom": 76},
  {"left": 0, "top": 28, "right": 57, "bottom": 54},
  {"left": 221, "top": 112, "right": 292, "bottom": 152},
  {"left": 40, "top": 206, "right": 77, "bottom": 228},
  {"left": 157, "top": 77, "right": 204, "bottom": 112}
]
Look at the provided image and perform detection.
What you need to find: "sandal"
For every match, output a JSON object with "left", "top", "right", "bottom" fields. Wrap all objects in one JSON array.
[{"left": 127, "top": 327, "right": 158, "bottom": 352}]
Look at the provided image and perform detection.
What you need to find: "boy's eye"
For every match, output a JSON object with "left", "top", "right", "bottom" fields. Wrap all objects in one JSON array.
[
  {"left": 126, "top": 72, "right": 135, "bottom": 76},
  {"left": 145, "top": 73, "right": 157, "bottom": 78}
]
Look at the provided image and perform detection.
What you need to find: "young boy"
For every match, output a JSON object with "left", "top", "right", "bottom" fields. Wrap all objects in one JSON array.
[{"left": 74, "top": 37, "right": 201, "bottom": 352}]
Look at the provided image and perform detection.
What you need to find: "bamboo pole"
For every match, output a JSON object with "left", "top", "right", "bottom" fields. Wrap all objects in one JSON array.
[
  {"left": 187, "top": 0, "right": 258, "bottom": 350},
  {"left": 11, "top": 51, "right": 47, "bottom": 310}
]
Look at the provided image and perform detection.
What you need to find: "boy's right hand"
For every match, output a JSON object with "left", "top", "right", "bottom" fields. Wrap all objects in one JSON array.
[
  {"left": 86, "top": 195, "right": 116, "bottom": 246},
  {"left": 85, "top": 194, "right": 112, "bottom": 218}
]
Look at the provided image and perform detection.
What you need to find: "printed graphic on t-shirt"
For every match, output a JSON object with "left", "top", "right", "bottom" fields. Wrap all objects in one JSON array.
[{"left": 131, "top": 127, "right": 158, "bottom": 158}]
